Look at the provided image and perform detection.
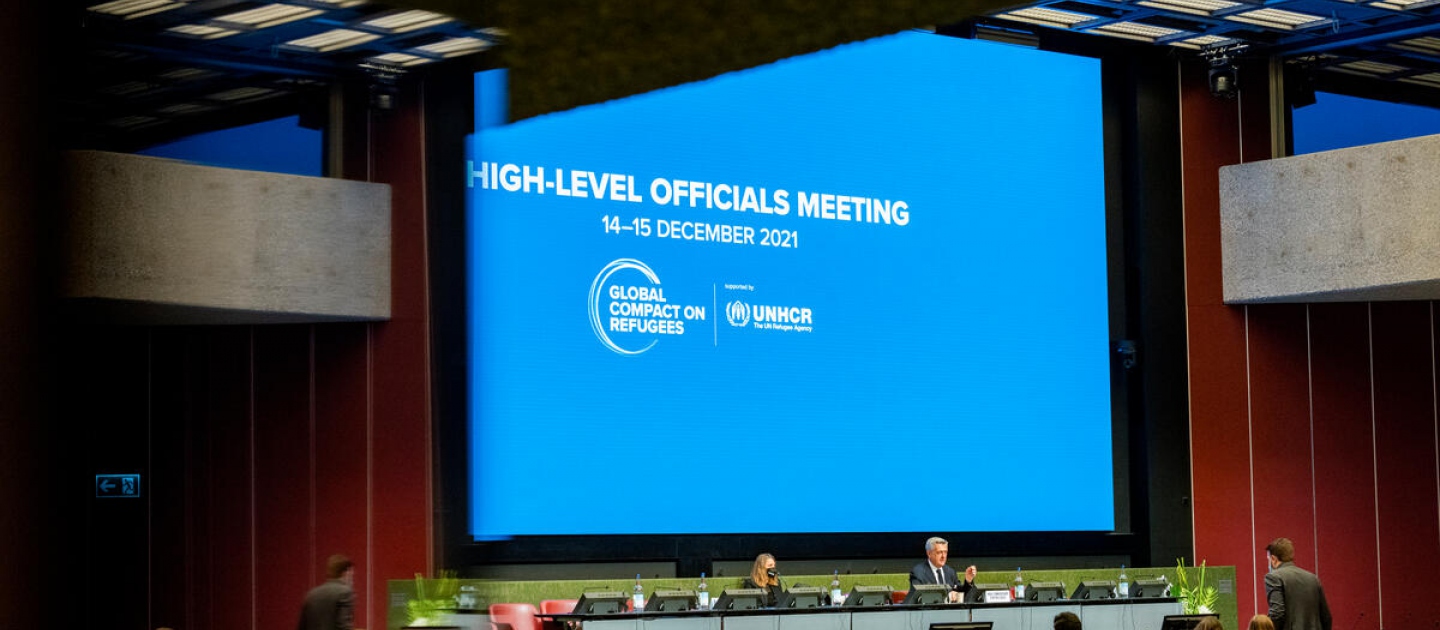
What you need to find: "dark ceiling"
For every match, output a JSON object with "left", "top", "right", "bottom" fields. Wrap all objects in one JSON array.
[{"left": 53, "top": 0, "right": 1440, "bottom": 152}]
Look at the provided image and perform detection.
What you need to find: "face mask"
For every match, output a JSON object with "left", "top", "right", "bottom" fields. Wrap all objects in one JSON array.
[{"left": 766, "top": 569, "right": 777, "bottom": 578}]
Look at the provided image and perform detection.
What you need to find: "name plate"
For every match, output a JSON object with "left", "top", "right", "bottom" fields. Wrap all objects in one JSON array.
[{"left": 983, "top": 590, "right": 1013, "bottom": 603}]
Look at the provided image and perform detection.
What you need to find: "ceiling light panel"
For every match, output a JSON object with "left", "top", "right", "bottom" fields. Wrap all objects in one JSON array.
[
  {"left": 1399, "top": 72, "right": 1440, "bottom": 87},
  {"left": 283, "top": 28, "right": 380, "bottom": 52},
  {"left": 1089, "top": 21, "right": 1188, "bottom": 42},
  {"left": 88, "top": 0, "right": 187, "bottom": 19},
  {"left": 1390, "top": 36, "right": 1440, "bottom": 54},
  {"left": 410, "top": 36, "right": 491, "bottom": 57},
  {"left": 996, "top": 7, "right": 1098, "bottom": 28},
  {"left": 1170, "top": 34, "right": 1238, "bottom": 49},
  {"left": 368, "top": 52, "right": 434, "bottom": 67},
  {"left": 1369, "top": 0, "right": 1440, "bottom": 9},
  {"left": 359, "top": 9, "right": 453, "bottom": 33},
  {"left": 1137, "top": 0, "right": 1242, "bottom": 17},
  {"left": 166, "top": 23, "right": 241, "bottom": 39},
  {"left": 1224, "top": 7, "right": 1330, "bottom": 29},
  {"left": 207, "top": 86, "right": 280, "bottom": 101},
  {"left": 1337, "top": 60, "right": 1408, "bottom": 75},
  {"left": 214, "top": 4, "right": 325, "bottom": 29}
]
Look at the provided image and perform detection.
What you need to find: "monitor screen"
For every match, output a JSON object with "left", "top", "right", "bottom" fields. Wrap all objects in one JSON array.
[
  {"left": 903, "top": 584, "right": 951, "bottom": 605},
  {"left": 777, "top": 586, "right": 826, "bottom": 609},
  {"left": 644, "top": 589, "right": 698, "bottom": 612},
  {"left": 1161, "top": 614, "right": 1220, "bottom": 630},
  {"left": 573, "top": 591, "right": 629, "bottom": 615},
  {"left": 1130, "top": 577, "right": 1170, "bottom": 598},
  {"left": 1025, "top": 582, "right": 1066, "bottom": 602},
  {"left": 467, "top": 29, "right": 1113, "bottom": 539},
  {"left": 842, "top": 585, "right": 894, "bottom": 607},
  {"left": 712, "top": 588, "right": 768, "bottom": 611},
  {"left": 1070, "top": 580, "right": 1116, "bottom": 600}
]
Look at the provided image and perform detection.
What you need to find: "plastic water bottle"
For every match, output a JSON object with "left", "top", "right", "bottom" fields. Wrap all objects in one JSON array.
[
  {"left": 698, "top": 572, "right": 710, "bottom": 610},
  {"left": 1013, "top": 567, "right": 1025, "bottom": 600},
  {"left": 1117, "top": 564, "right": 1129, "bottom": 598},
  {"left": 633, "top": 574, "right": 645, "bottom": 611},
  {"left": 830, "top": 570, "right": 843, "bottom": 606}
]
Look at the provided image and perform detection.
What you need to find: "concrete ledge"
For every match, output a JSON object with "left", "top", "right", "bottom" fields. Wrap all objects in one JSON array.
[
  {"left": 1220, "top": 133, "right": 1440, "bottom": 304},
  {"left": 62, "top": 151, "right": 390, "bottom": 324}
]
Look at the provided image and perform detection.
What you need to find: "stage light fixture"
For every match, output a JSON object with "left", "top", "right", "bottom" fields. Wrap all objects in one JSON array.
[{"left": 1201, "top": 43, "right": 1247, "bottom": 99}]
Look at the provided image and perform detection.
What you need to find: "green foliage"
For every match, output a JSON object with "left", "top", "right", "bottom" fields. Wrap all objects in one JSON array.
[
  {"left": 1174, "top": 558, "right": 1218, "bottom": 614},
  {"left": 406, "top": 570, "right": 459, "bottom": 626}
]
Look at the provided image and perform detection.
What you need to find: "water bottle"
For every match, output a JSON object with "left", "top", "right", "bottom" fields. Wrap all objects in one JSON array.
[
  {"left": 1117, "top": 564, "right": 1129, "bottom": 598},
  {"left": 830, "top": 570, "right": 843, "bottom": 606},
  {"left": 1013, "top": 567, "right": 1025, "bottom": 600},
  {"left": 698, "top": 572, "right": 710, "bottom": 610},
  {"left": 633, "top": 574, "right": 645, "bottom": 611}
]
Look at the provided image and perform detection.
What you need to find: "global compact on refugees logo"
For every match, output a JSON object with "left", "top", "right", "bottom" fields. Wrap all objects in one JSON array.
[{"left": 588, "top": 258, "right": 708, "bottom": 355}]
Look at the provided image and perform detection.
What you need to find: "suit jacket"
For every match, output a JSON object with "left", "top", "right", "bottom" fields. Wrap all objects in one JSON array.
[
  {"left": 1265, "top": 562, "right": 1332, "bottom": 630},
  {"left": 909, "top": 562, "right": 973, "bottom": 595},
  {"left": 297, "top": 579, "right": 355, "bottom": 630}
]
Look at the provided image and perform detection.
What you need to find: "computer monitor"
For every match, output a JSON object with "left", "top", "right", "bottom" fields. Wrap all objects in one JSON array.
[
  {"left": 572, "top": 591, "right": 630, "bottom": 614},
  {"left": 777, "top": 586, "right": 826, "bottom": 609},
  {"left": 965, "top": 583, "right": 1013, "bottom": 604},
  {"left": 1161, "top": 614, "right": 1220, "bottom": 630},
  {"left": 1130, "top": 578, "right": 1170, "bottom": 598},
  {"left": 1025, "top": 581, "right": 1066, "bottom": 602},
  {"left": 644, "top": 589, "right": 697, "bottom": 612},
  {"left": 842, "top": 585, "right": 893, "bottom": 607},
  {"left": 929, "top": 624, "right": 994, "bottom": 630},
  {"left": 712, "top": 588, "right": 768, "bottom": 611},
  {"left": 902, "top": 584, "right": 950, "bottom": 605},
  {"left": 1070, "top": 580, "right": 1116, "bottom": 600}
]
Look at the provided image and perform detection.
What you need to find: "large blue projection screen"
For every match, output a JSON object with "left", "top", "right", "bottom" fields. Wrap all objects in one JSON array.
[{"left": 467, "top": 31, "right": 1112, "bottom": 539}]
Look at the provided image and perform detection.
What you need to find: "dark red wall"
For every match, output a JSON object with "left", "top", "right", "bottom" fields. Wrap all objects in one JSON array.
[
  {"left": 72, "top": 80, "right": 436, "bottom": 630},
  {"left": 1181, "top": 59, "right": 1440, "bottom": 629}
]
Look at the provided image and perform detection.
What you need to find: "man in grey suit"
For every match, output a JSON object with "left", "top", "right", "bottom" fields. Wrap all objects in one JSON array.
[
  {"left": 298, "top": 554, "right": 356, "bottom": 630},
  {"left": 908, "top": 537, "right": 977, "bottom": 603},
  {"left": 1264, "top": 538, "right": 1332, "bottom": 630}
]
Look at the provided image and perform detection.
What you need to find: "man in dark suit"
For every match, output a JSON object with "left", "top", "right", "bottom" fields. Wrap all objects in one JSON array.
[
  {"left": 298, "top": 554, "right": 356, "bottom": 630},
  {"left": 1264, "top": 538, "right": 1332, "bottom": 630},
  {"left": 908, "top": 537, "right": 977, "bottom": 603}
]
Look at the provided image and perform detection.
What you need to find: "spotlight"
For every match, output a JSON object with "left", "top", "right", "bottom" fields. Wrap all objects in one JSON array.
[
  {"left": 1200, "top": 43, "right": 1248, "bottom": 99},
  {"left": 1209, "top": 64, "right": 1238, "bottom": 98}
]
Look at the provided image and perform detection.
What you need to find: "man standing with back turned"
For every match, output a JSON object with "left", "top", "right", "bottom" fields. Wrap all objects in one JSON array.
[
  {"left": 1264, "top": 538, "right": 1332, "bottom": 630},
  {"left": 298, "top": 554, "right": 356, "bottom": 630}
]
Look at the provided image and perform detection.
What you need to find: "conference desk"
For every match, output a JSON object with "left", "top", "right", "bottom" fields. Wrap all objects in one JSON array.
[{"left": 539, "top": 598, "right": 1182, "bottom": 630}]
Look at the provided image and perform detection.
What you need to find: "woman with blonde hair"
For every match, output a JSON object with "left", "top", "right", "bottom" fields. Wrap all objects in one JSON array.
[
  {"left": 1195, "top": 616, "right": 1224, "bottom": 630},
  {"left": 741, "top": 553, "right": 782, "bottom": 607},
  {"left": 1248, "top": 615, "right": 1275, "bottom": 630}
]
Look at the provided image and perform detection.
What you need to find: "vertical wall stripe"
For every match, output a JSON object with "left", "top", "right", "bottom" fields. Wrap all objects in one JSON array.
[
  {"left": 309, "top": 325, "right": 317, "bottom": 585},
  {"left": 1306, "top": 305, "right": 1318, "bottom": 573},
  {"left": 365, "top": 322, "right": 375, "bottom": 630},
  {"left": 1367, "top": 304, "right": 1382, "bottom": 630},
  {"left": 248, "top": 327, "right": 257, "bottom": 630},
  {"left": 1177, "top": 58, "right": 1198, "bottom": 562},
  {"left": 1433, "top": 302, "right": 1439, "bottom": 562},
  {"left": 1244, "top": 305, "right": 1259, "bottom": 611},
  {"left": 146, "top": 330, "right": 154, "bottom": 630}
]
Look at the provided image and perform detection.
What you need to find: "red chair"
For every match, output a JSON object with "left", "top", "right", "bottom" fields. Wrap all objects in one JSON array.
[
  {"left": 540, "top": 599, "right": 578, "bottom": 614},
  {"left": 490, "top": 603, "right": 542, "bottom": 630},
  {"left": 891, "top": 590, "right": 907, "bottom": 604}
]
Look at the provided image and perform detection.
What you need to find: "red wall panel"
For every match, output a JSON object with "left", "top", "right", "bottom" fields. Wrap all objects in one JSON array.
[
  {"left": 254, "top": 326, "right": 316, "bottom": 630},
  {"left": 1310, "top": 303, "right": 1379, "bottom": 630},
  {"left": 314, "top": 323, "right": 373, "bottom": 624},
  {"left": 205, "top": 329, "right": 257, "bottom": 630},
  {"left": 1372, "top": 302, "right": 1440, "bottom": 629},
  {"left": 1247, "top": 303, "right": 1314, "bottom": 613}
]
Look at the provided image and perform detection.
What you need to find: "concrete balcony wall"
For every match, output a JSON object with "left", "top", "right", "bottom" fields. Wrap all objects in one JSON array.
[
  {"left": 62, "top": 150, "right": 391, "bottom": 323},
  {"left": 1220, "top": 133, "right": 1440, "bottom": 303}
]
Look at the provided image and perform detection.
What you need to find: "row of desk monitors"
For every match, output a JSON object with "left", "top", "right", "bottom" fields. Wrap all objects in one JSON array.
[{"left": 573, "top": 578, "right": 1174, "bottom": 614}]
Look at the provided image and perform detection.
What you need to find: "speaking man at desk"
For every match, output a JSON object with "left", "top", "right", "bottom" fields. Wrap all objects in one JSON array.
[{"left": 909, "top": 537, "right": 977, "bottom": 603}]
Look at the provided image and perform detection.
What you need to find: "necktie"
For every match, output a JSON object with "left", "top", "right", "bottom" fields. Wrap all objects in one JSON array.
[{"left": 935, "top": 568, "right": 943, "bottom": 585}]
